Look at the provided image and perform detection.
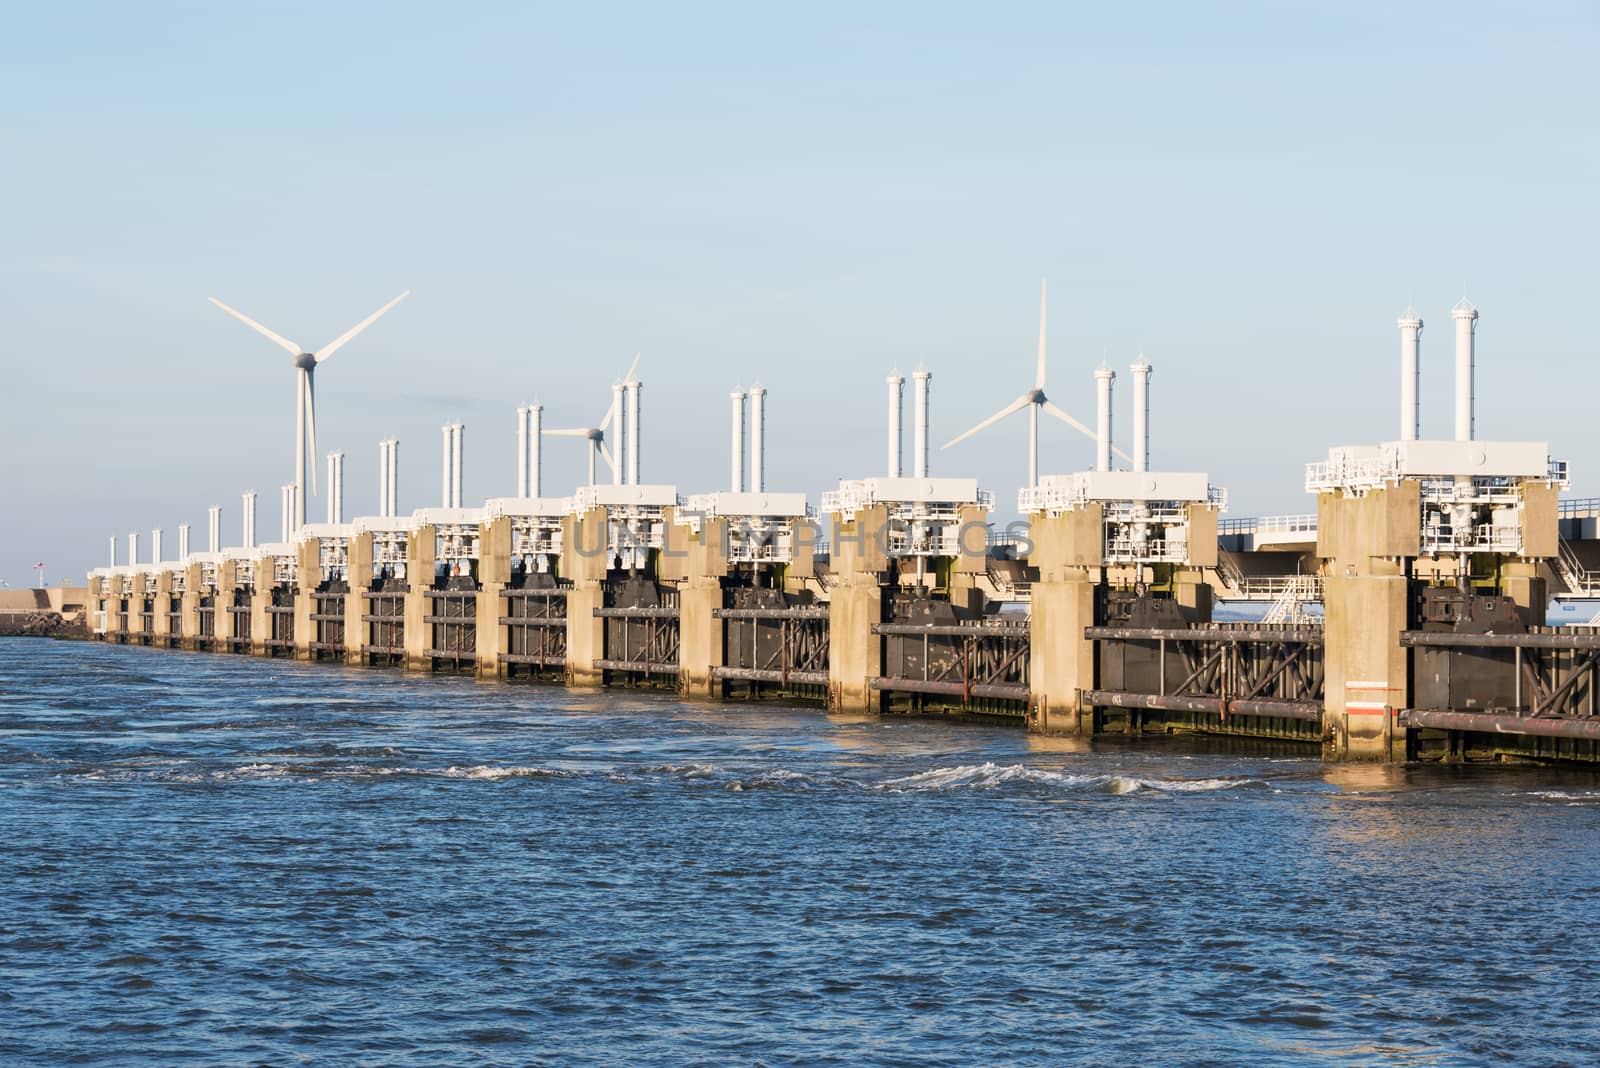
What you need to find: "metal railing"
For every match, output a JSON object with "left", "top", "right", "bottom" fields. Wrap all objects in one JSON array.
[
  {"left": 1557, "top": 539, "right": 1600, "bottom": 597},
  {"left": 1218, "top": 514, "right": 1319, "bottom": 537}
]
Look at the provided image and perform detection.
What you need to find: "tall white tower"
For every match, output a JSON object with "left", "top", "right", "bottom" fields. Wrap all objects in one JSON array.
[
  {"left": 129, "top": 530, "right": 139, "bottom": 566},
  {"left": 1130, "top": 358, "right": 1151, "bottom": 473},
  {"left": 208, "top": 506, "right": 221, "bottom": 553},
  {"left": 516, "top": 405, "right": 542, "bottom": 499},
  {"left": 1452, "top": 298, "right": 1478, "bottom": 441},
  {"left": 1094, "top": 366, "right": 1116, "bottom": 472},
  {"left": 151, "top": 528, "right": 162, "bottom": 565},
  {"left": 241, "top": 492, "right": 257, "bottom": 549},
  {"left": 1398, "top": 306, "right": 1423, "bottom": 441},
  {"left": 625, "top": 379, "right": 642, "bottom": 485},
  {"left": 912, "top": 369, "right": 931, "bottom": 479},
  {"left": 327, "top": 452, "right": 345, "bottom": 524},
  {"left": 730, "top": 388, "right": 747, "bottom": 492},
  {"left": 452, "top": 423, "right": 464, "bottom": 507},
  {"left": 611, "top": 381, "right": 626, "bottom": 485},
  {"left": 178, "top": 523, "right": 190, "bottom": 561},
  {"left": 886, "top": 372, "right": 904, "bottom": 477},
  {"left": 749, "top": 384, "right": 767, "bottom": 493}
]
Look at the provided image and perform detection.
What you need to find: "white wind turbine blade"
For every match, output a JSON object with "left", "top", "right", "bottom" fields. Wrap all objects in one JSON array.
[
  {"left": 540, "top": 427, "right": 594, "bottom": 437},
  {"left": 598, "top": 438, "right": 616, "bottom": 471},
  {"left": 942, "top": 394, "right": 1031, "bottom": 450},
  {"left": 622, "top": 352, "right": 641, "bottom": 383},
  {"left": 1042, "top": 400, "right": 1134, "bottom": 464},
  {"left": 304, "top": 370, "right": 319, "bottom": 495},
  {"left": 314, "top": 290, "right": 411, "bottom": 363},
  {"left": 1034, "top": 278, "right": 1048, "bottom": 390},
  {"left": 598, "top": 393, "right": 619, "bottom": 433},
  {"left": 208, "top": 297, "right": 302, "bottom": 355}
]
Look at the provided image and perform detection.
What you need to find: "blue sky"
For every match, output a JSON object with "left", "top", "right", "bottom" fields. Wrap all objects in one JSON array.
[{"left": 2, "top": 1, "right": 1597, "bottom": 584}]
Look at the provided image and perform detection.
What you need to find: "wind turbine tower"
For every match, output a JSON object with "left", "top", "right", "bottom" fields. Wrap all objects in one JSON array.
[
  {"left": 208, "top": 289, "right": 410, "bottom": 530},
  {"left": 944, "top": 280, "right": 1127, "bottom": 486}
]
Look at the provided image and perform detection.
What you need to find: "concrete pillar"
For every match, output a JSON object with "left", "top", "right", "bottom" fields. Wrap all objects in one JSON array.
[
  {"left": 153, "top": 571, "right": 173, "bottom": 644},
  {"left": 826, "top": 503, "right": 889, "bottom": 711},
  {"left": 1029, "top": 574, "right": 1098, "bottom": 733},
  {"left": 404, "top": 525, "right": 437, "bottom": 671},
  {"left": 295, "top": 538, "right": 319, "bottom": 660},
  {"left": 1176, "top": 502, "right": 1219, "bottom": 622},
  {"left": 249, "top": 571, "right": 273, "bottom": 656},
  {"left": 214, "top": 560, "right": 238, "bottom": 647},
  {"left": 1025, "top": 507, "right": 1103, "bottom": 733},
  {"left": 346, "top": 533, "right": 373, "bottom": 666},
  {"left": 666, "top": 515, "right": 729, "bottom": 698},
  {"left": 562, "top": 508, "right": 608, "bottom": 686},
  {"left": 180, "top": 564, "right": 202, "bottom": 650},
  {"left": 1317, "top": 483, "right": 1419, "bottom": 761},
  {"left": 476, "top": 517, "right": 513, "bottom": 678}
]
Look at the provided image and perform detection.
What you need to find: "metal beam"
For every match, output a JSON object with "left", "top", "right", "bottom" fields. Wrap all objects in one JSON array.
[
  {"left": 873, "top": 623, "right": 1030, "bottom": 638},
  {"left": 712, "top": 666, "right": 828, "bottom": 686},
  {"left": 1086, "top": 626, "right": 1324, "bottom": 644},
  {"left": 1402, "top": 708, "right": 1600, "bottom": 741},
  {"left": 1084, "top": 689, "right": 1323, "bottom": 722},
  {"left": 714, "top": 607, "right": 830, "bottom": 620},
  {"left": 868, "top": 676, "right": 1029, "bottom": 701},
  {"left": 1400, "top": 630, "right": 1600, "bottom": 650}
]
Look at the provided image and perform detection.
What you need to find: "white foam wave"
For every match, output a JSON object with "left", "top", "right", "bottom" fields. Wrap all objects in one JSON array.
[
  {"left": 439, "top": 765, "right": 572, "bottom": 781},
  {"left": 1529, "top": 790, "right": 1600, "bottom": 803},
  {"left": 879, "top": 762, "right": 1256, "bottom": 795}
]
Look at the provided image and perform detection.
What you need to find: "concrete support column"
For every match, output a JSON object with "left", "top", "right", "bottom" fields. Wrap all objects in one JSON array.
[
  {"left": 678, "top": 583, "right": 725, "bottom": 698},
  {"left": 294, "top": 538, "right": 319, "bottom": 660},
  {"left": 404, "top": 525, "right": 438, "bottom": 671},
  {"left": 669, "top": 515, "right": 730, "bottom": 699},
  {"left": 1322, "top": 574, "right": 1409, "bottom": 761},
  {"left": 346, "top": 533, "right": 374, "bottom": 666},
  {"left": 827, "top": 580, "right": 882, "bottom": 712},
  {"left": 1028, "top": 574, "right": 1098, "bottom": 733},
  {"left": 180, "top": 565, "right": 202, "bottom": 650},
  {"left": 1024, "top": 508, "right": 1104, "bottom": 733},
  {"left": 563, "top": 508, "right": 608, "bottom": 686},
  {"left": 214, "top": 561, "right": 238, "bottom": 648},
  {"left": 476, "top": 517, "right": 512, "bottom": 678},
  {"left": 250, "top": 581, "right": 273, "bottom": 657},
  {"left": 825, "top": 504, "right": 890, "bottom": 712},
  {"left": 1318, "top": 483, "right": 1420, "bottom": 762},
  {"left": 153, "top": 572, "right": 173, "bottom": 644}
]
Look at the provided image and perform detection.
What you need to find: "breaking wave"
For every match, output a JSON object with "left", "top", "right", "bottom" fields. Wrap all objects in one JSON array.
[{"left": 878, "top": 762, "right": 1262, "bottom": 795}]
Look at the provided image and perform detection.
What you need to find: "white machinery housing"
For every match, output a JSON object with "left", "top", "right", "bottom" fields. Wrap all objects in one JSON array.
[
  {"left": 1306, "top": 440, "right": 1568, "bottom": 556},
  {"left": 681, "top": 491, "right": 815, "bottom": 565},
  {"left": 822, "top": 477, "right": 994, "bottom": 559},
  {"left": 485, "top": 497, "right": 570, "bottom": 576},
  {"left": 572, "top": 484, "right": 679, "bottom": 572},
  {"left": 1020, "top": 471, "right": 1227, "bottom": 565}
]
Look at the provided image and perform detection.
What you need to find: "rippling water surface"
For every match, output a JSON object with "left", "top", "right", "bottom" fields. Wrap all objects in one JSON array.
[{"left": 4, "top": 641, "right": 1600, "bottom": 1065}]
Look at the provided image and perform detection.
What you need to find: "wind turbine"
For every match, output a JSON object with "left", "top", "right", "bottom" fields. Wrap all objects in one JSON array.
[
  {"left": 543, "top": 354, "right": 640, "bottom": 487},
  {"left": 943, "top": 279, "right": 1130, "bottom": 486},
  {"left": 208, "top": 290, "right": 411, "bottom": 529}
]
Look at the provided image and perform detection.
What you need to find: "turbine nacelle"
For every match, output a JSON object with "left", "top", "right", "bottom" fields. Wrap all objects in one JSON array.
[{"left": 294, "top": 353, "right": 316, "bottom": 371}]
